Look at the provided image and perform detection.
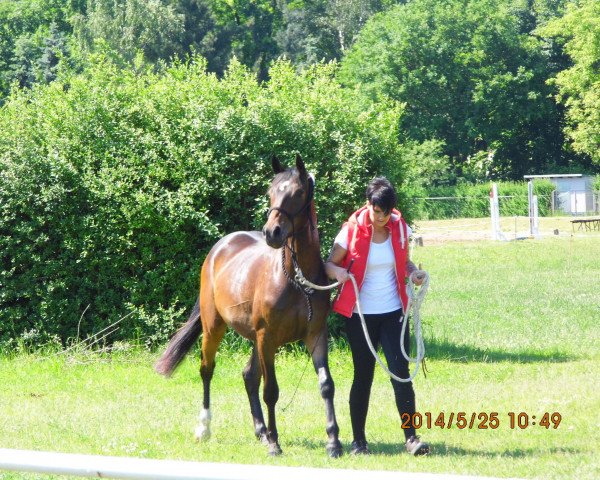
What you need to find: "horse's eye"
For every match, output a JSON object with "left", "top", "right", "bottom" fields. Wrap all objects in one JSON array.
[{"left": 295, "top": 189, "right": 305, "bottom": 198}]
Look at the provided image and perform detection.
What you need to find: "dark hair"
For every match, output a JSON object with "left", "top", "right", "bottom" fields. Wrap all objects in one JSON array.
[{"left": 366, "top": 177, "right": 397, "bottom": 215}]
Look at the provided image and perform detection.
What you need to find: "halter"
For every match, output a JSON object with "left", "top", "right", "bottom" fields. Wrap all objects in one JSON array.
[
  {"left": 266, "top": 175, "right": 316, "bottom": 321},
  {"left": 266, "top": 176, "right": 315, "bottom": 238}
]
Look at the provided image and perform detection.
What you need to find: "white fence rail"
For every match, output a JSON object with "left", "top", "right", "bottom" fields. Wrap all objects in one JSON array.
[{"left": 0, "top": 449, "right": 522, "bottom": 480}]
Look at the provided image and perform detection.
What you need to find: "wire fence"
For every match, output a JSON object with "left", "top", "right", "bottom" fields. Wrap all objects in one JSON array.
[
  {"left": 411, "top": 215, "right": 600, "bottom": 244},
  {"left": 410, "top": 191, "right": 600, "bottom": 221},
  {"left": 409, "top": 195, "right": 549, "bottom": 220}
]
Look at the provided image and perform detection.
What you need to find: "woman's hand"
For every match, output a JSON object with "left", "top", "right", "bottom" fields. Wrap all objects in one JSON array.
[
  {"left": 410, "top": 269, "right": 427, "bottom": 286},
  {"left": 332, "top": 265, "right": 350, "bottom": 284},
  {"left": 325, "top": 243, "right": 350, "bottom": 284}
]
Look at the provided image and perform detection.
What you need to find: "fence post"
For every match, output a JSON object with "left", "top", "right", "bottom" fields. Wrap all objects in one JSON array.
[
  {"left": 527, "top": 181, "right": 539, "bottom": 237},
  {"left": 490, "top": 183, "right": 503, "bottom": 240},
  {"left": 532, "top": 195, "right": 539, "bottom": 237}
]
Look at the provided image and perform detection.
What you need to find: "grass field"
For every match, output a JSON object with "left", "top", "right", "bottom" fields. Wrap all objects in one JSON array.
[{"left": 1, "top": 233, "right": 599, "bottom": 479}]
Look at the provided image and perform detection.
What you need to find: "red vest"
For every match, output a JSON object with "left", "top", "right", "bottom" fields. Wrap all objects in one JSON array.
[{"left": 332, "top": 206, "right": 409, "bottom": 318}]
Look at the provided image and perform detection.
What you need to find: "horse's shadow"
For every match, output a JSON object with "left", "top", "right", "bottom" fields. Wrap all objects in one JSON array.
[
  {"left": 373, "top": 441, "right": 581, "bottom": 458},
  {"left": 423, "top": 337, "right": 575, "bottom": 363},
  {"left": 286, "top": 439, "right": 581, "bottom": 458}
]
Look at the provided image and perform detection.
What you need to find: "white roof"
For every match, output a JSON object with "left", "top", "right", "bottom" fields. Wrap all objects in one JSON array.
[{"left": 523, "top": 174, "right": 587, "bottom": 179}]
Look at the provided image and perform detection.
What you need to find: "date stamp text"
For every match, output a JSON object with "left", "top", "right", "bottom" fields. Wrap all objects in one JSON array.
[{"left": 401, "top": 412, "right": 562, "bottom": 430}]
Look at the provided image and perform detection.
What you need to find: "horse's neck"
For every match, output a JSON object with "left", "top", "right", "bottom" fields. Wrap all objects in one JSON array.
[{"left": 286, "top": 211, "right": 323, "bottom": 280}]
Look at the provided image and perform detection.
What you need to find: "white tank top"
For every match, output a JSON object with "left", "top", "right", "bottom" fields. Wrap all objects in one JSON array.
[
  {"left": 334, "top": 226, "right": 403, "bottom": 314},
  {"left": 357, "top": 236, "right": 402, "bottom": 314}
]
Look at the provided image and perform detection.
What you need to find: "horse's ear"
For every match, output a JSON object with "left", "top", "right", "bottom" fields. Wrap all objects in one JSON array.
[
  {"left": 272, "top": 155, "right": 285, "bottom": 174},
  {"left": 295, "top": 153, "right": 307, "bottom": 180}
]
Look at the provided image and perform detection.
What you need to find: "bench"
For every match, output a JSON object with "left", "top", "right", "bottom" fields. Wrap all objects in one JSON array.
[{"left": 571, "top": 217, "right": 600, "bottom": 232}]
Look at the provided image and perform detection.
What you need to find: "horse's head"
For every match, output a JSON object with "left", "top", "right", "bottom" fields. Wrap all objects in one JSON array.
[{"left": 263, "top": 154, "right": 314, "bottom": 249}]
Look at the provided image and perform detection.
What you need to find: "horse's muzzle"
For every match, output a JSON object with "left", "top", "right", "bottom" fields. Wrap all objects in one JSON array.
[{"left": 263, "top": 224, "right": 286, "bottom": 249}]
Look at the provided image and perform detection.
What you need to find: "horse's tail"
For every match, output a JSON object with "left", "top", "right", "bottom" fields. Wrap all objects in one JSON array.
[{"left": 154, "top": 298, "right": 201, "bottom": 377}]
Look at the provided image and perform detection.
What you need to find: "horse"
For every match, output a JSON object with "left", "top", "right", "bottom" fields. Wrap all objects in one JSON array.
[{"left": 155, "top": 154, "right": 342, "bottom": 457}]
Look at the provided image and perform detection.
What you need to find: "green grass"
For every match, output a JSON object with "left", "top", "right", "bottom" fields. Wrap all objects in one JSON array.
[{"left": 1, "top": 236, "right": 599, "bottom": 479}]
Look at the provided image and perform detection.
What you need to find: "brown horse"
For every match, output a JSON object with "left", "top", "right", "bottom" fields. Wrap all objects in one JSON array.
[{"left": 155, "top": 154, "right": 342, "bottom": 457}]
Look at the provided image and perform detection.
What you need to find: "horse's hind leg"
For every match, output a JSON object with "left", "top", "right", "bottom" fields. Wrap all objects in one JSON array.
[
  {"left": 306, "top": 329, "right": 343, "bottom": 458},
  {"left": 196, "top": 313, "right": 227, "bottom": 442},
  {"left": 256, "top": 330, "right": 282, "bottom": 456},
  {"left": 242, "top": 345, "right": 268, "bottom": 444}
]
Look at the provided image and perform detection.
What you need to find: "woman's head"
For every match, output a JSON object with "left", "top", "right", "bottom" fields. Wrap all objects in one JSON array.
[{"left": 366, "top": 177, "right": 397, "bottom": 215}]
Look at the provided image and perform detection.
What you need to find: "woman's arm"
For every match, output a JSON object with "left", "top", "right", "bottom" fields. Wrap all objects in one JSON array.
[{"left": 324, "top": 243, "right": 350, "bottom": 284}]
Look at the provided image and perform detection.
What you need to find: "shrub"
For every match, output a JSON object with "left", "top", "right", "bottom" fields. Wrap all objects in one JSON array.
[{"left": 0, "top": 55, "right": 407, "bottom": 346}]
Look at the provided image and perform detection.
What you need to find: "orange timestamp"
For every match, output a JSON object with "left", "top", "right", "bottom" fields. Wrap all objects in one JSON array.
[{"left": 401, "top": 412, "right": 562, "bottom": 430}]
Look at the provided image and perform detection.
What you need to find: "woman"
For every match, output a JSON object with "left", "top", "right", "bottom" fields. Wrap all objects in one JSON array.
[{"left": 324, "top": 176, "right": 430, "bottom": 456}]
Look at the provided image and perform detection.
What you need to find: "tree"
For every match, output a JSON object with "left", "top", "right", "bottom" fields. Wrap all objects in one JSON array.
[
  {"left": 40, "top": 23, "right": 69, "bottom": 83},
  {"left": 327, "top": 0, "right": 395, "bottom": 53},
  {"left": 276, "top": 1, "right": 336, "bottom": 67},
  {"left": 201, "top": 0, "right": 284, "bottom": 81},
  {"left": 276, "top": 0, "right": 397, "bottom": 68},
  {"left": 540, "top": 0, "right": 600, "bottom": 166},
  {"left": 167, "top": 0, "right": 231, "bottom": 74},
  {"left": 71, "top": 0, "right": 185, "bottom": 65},
  {"left": 339, "top": 0, "right": 578, "bottom": 180},
  {"left": 0, "top": 0, "right": 76, "bottom": 99}
]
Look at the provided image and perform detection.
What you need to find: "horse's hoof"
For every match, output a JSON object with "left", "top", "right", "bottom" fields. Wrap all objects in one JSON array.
[
  {"left": 268, "top": 443, "right": 283, "bottom": 456},
  {"left": 256, "top": 432, "right": 269, "bottom": 446},
  {"left": 194, "top": 426, "right": 211, "bottom": 442},
  {"left": 327, "top": 442, "right": 343, "bottom": 458},
  {"left": 195, "top": 408, "right": 212, "bottom": 442}
]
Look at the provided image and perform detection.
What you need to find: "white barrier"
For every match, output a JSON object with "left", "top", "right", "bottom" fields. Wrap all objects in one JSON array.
[
  {"left": 489, "top": 183, "right": 507, "bottom": 241},
  {"left": 527, "top": 181, "right": 539, "bottom": 237},
  {"left": 0, "top": 449, "right": 523, "bottom": 480}
]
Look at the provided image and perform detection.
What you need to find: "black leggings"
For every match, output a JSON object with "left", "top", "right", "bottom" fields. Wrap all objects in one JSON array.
[{"left": 345, "top": 309, "right": 417, "bottom": 441}]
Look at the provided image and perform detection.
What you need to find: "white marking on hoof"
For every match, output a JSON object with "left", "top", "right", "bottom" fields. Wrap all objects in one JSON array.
[{"left": 194, "top": 408, "right": 211, "bottom": 442}]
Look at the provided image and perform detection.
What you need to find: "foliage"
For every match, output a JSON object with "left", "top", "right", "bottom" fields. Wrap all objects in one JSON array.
[
  {"left": 411, "top": 180, "right": 555, "bottom": 220},
  {"left": 539, "top": 0, "right": 600, "bottom": 166},
  {"left": 0, "top": 0, "right": 76, "bottom": 98},
  {"left": 71, "top": 0, "right": 185, "bottom": 66},
  {"left": 0, "top": 0, "right": 397, "bottom": 99},
  {"left": 0, "top": 55, "right": 407, "bottom": 346},
  {"left": 168, "top": 0, "right": 231, "bottom": 75},
  {"left": 396, "top": 139, "right": 453, "bottom": 193},
  {"left": 277, "top": 0, "right": 397, "bottom": 68},
  {"left": 339, "top": 0, "right": 580, "bottom": 180},
  {"left": 206, "top": 0, "right": 284, "bottom": 81}
]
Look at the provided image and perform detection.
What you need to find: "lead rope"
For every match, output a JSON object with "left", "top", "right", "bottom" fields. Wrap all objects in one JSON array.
[
  {"left": 281, "top": 245, "right": 314, "bottom": 322},
  {"left": 295, "top": 271, "right": 429, "bottom": 383}
]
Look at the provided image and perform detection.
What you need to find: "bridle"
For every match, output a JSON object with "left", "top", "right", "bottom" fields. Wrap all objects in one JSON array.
[
  {"left": 266, "top": 175, "right": 315, "bottom": 238},
  {"left": 265, "top": 175, "right": 317, "bottom": 321}
]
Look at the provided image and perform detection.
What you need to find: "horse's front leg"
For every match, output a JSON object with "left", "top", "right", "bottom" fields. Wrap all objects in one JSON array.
[
  {"left": 242, "top": 345, "right": 268, "bottom": 444},
  {"left": 257, "top": 330, "right": 282, "bottom": 456},
  {"left": 306, "top": 328, "right": 343, "bottom": 458}
]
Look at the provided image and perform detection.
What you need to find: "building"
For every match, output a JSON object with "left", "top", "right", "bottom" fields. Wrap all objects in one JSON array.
[{"left": 523, "top": 174, "right": 598, "bottom": 215}]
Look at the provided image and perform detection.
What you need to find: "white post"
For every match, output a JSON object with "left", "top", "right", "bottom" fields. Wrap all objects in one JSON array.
[
  {"left": 532, "top": 195, "right": 539, "bottom": 237},
  {"left": 528, "top": 181, "right": 539, "bottom": 237},
  {"left": 0, "top": 449, "right": 522, "bottom": 480},
  {"left": 490, "top": 183, "right": 502, "bottom": 240}
]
